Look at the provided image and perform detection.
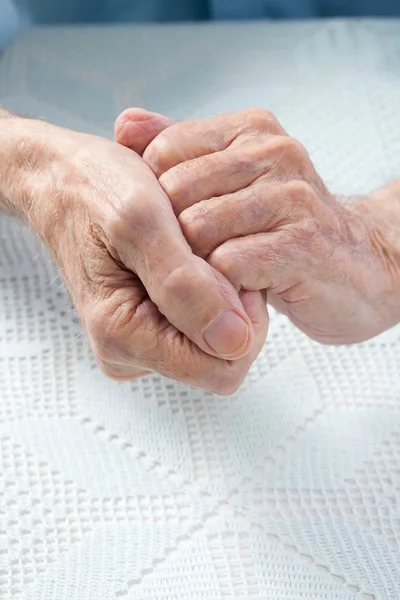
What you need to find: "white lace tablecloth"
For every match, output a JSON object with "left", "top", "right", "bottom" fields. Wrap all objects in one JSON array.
[{"left": 1, "top": 19, "right": 400, "bottom": 600}]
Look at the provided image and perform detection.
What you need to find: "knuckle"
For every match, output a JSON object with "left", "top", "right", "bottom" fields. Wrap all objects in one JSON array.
[
  {"left": 107, "top": 188, "right": 152, "bottom": 243},
  {"left": 86, "top": 308, "right": 118, "bottom": 355},
  {"left": 153, "top": 261, "right": 202, "bottom": 310},
  {"left": 246, "top": 107, "right": 282, "bottom": 133},
  {"left": 178, "top": 207, "right": 206, "bottom": 247},
  {"left": 209, "top": 248, "right": 244, "bottom": 290},
  {"left": 209, "top": 245, "right": 236, "bottom": 278},
  {"left": 86, "top": 296, "right": 139, "bottom": 364},
  {"left": 159, "top": 165, "right": 185, "bottom": 202},
  {"left": 276, "top": 136, "right": 309, "bottom": 164},
  {"left": 234, "top": 145, "right": 261, "bottom": 172},
  {"left": 285, "top": 180, "right": 316, "bottom": 207},
  {"left": 165, "top": 261, "right": 204, "bottom": 292},
  {"left": 143, "top": 131, "right": 172, "bottom": 177}
]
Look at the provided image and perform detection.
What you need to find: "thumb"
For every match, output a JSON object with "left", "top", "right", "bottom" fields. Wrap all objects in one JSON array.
[{"left": 114, "top": 108, "right": 173, "bottom": 156}]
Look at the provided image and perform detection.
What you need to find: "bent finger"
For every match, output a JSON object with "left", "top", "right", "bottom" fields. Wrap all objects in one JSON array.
[
  {"left": 115, "top": 107, "right": 173, "bottom": 156},
  {"left": 143, "top": 108, "right": 286, "bottom": 177}
]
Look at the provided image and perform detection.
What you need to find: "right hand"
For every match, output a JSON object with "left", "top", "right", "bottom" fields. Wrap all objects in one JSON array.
[
  {"left": 11, "top": 112, "right": 268, "bottom": 394},
  {"left": 117, "top": 107, "right": 400, "bottom": 346}
]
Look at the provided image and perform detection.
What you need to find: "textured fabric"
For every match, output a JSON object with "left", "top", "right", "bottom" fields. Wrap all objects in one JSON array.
[{"left": 1, "top": 20, "right": 400, "bottom": 600}]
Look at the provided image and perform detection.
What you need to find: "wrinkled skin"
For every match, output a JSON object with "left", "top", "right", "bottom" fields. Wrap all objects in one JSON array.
[
  {"left": 116, "top": 107, "right": 399, "bottom": 345},
  {"left": 20, "top": 114, "right": 268, "bottom": 395}
]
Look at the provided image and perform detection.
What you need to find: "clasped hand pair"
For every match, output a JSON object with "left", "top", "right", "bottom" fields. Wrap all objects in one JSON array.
[{"left": 25, "top": 107, "right": 396, "bottom": 393}]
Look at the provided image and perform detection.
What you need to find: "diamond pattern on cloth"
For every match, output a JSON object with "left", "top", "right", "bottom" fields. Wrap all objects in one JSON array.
[{"left": 1, "top": 20, "right": 400, "bottom": 600}]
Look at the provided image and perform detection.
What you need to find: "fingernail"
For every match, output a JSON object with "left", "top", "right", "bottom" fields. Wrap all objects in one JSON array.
[{"left": 203, "top": 310, "right": 250, "bottom": 358}]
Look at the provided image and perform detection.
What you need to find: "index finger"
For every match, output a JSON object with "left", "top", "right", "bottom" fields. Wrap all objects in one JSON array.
[{"left": 142, "top": 108, "right": 285, "bottom": 177}]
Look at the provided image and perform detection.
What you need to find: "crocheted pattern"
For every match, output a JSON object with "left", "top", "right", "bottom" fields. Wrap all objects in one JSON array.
[{"left": 1, "top": 20, "right": 400, "bottom": 599}]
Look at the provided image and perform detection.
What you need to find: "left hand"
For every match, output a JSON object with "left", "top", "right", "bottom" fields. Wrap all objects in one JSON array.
[
  {"left": 116, "top": 108, "right": 399, "bottom": 344},
  {"left": 1, "top": 111, "right": 267, "bottom": 395}
]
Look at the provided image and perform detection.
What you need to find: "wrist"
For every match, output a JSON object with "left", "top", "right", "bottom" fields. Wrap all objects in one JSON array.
[
  {"left": 0, "top": 112, "right": 71, "bottom": 242},
  {"left": 0, "top": 111, "right": 44, "bottom": 220},
  {"left": 0, "top": 110, "right": 26, "bottom": 215},
  {"left": 349, "top": 186, "right": 400, "bottom": 332}
]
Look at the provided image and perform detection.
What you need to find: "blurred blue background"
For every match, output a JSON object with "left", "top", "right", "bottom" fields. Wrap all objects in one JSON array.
[{"left": 2, "top": 0, "right": 400, "bottom": 50}]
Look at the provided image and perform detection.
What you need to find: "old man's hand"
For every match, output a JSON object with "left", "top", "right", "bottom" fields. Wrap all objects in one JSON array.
[
  {"left": 117, "top": 108, "right": 400, "bottom": 345},
  {"left": 0, "top": 110, "right": 269, "bottom": 394}
]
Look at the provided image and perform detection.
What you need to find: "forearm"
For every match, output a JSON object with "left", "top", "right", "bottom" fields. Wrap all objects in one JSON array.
[
  {"left": 0, "top": 108, "right": 34, "bottom": 218},
  {"left": 0, "top": 108, "right": 72, "bottom": 243}
]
